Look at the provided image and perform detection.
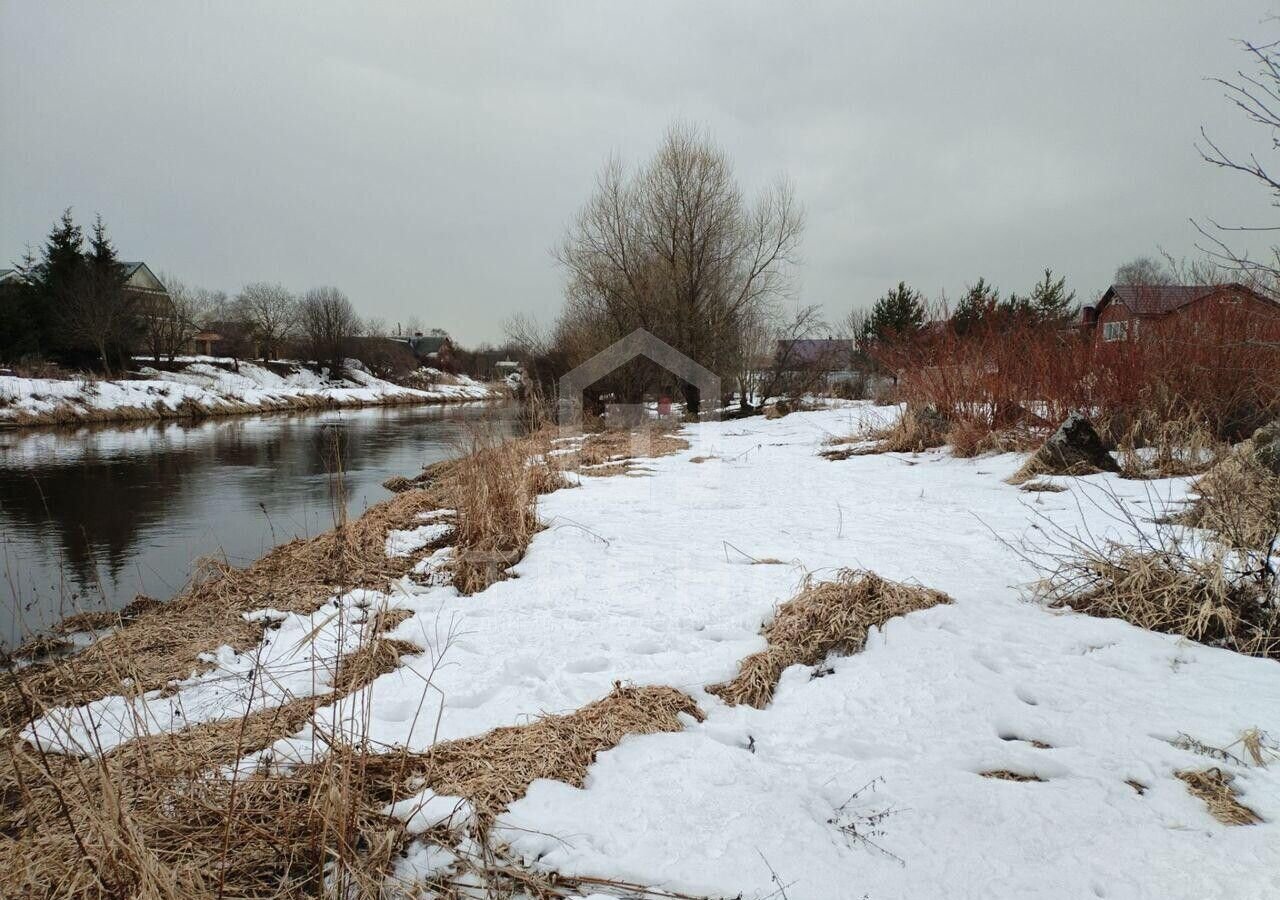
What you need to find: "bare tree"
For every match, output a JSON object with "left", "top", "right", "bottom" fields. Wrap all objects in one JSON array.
[
  {"left": 299, "top": 286, "right": 361, "bottom": 375},
  {"left": 1196, "top": 31, "right": 1280, "bottom": 294},
  {"left": 556, "top": 122, "right": 804, "bottom": 414},
  {"left": 1113, "top": 256, "right": 1176, "bottom": 286},
  {"left": 144, "top": 273, "right": 214, "bottom": 363},
  {"left": 235, "top": 282, "right": 296, "bottom": 361}
]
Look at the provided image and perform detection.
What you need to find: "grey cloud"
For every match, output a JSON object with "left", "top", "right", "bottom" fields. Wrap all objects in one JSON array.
[{"left": 1, "top": 1, "right": 1274, "bottom": 343}]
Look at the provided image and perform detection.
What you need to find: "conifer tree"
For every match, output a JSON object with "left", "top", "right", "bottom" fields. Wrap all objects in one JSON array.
[
  {"left": 950, "top": 277, "right": 1000, "bottom": 336},
  {"left": 862, "top": 281, "right": 925, "bottom": 343},
  {"left": 1028, "top": 268, "right": 1076, "bottom": 325}
]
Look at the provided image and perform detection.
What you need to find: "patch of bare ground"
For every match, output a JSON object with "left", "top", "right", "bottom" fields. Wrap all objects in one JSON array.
[
  {"left": 708, "top": 569, "right": 952, "bottom": 708},
  {"left": 1019, "top": 480, "right": 1066, "bottom": 493},
  {"left": 1176, "top": 768, "right": 1262, "bottom": 825},
  {"left": 979, "top": 770, "right": 1046, "bottom": 782}
]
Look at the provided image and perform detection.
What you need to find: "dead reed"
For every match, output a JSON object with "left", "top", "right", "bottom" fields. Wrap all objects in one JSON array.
[
  {"left": 1035, "top": 492, "right": 1279, "bottom": 659},
  {"left": 1175, "top": 768, "right": 1261, "bottom": 826},
  {"left": 708, "top": 569, "right": 952, "bottom": 708}
]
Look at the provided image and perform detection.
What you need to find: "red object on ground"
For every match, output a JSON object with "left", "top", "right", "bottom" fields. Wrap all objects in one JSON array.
[{"left": 658, "top": 395, "right": 672, "bottom": 417}]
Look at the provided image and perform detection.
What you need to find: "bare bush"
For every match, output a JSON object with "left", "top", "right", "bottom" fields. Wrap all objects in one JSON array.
[
  {"left": 235, "top": 281, "right": 296, "bottom": 362},
  {"left": 298, "top": 286, "right": 361, "bottom": 375}
]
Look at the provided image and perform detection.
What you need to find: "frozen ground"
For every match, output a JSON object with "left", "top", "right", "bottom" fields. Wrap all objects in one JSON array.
[
  {"left": 26, "top": 404, "right": 1280, "bottom": 898},
  {"left": 0, "top": 359, "right": 494, "bottom": 423}
]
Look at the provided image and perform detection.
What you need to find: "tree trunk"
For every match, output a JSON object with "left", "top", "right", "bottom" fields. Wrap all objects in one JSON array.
[{"left": 682, "top": 382, "right": 701, "bottom": 416}]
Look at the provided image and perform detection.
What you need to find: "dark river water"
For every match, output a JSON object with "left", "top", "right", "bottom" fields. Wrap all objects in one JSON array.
[{"left": 0, "top": 402, "right": 508, "bottom": 648}]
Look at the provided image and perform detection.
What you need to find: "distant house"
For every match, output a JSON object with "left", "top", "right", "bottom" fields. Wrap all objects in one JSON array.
[
  {"left": 1081, "top": 283, "right": 1280, "bottom": 342},
  {"left": 118, "top": 261, "right": 172, "bottom": 318},
  {"left": 398, "top": 330, "right": 455, "bottom": 368},
  {"left": 774, "top": 338, "right": 860, "bottom": 372}
]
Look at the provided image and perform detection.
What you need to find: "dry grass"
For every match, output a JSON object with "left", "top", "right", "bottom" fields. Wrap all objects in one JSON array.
[
  {"left": 419, "top": 683, "right": 702, "bottom": 822},
  {"left": 1041, "top": 542, "right": 1279, "bottom": 659},
  {"left": 1180, "top": 448, "right": 1280, "bottom": 553},
  {"left": 0, "top": 616, "right": 427, "bottom": 899},
  {"left": 1113, "top": 410, "right": 1226, "bottom": 480},
  {"left": 708, "top": 569, "right": 952, "bottom": 708},
  {"left": 0, "top": 679, "right": 703, "bottom": 898},
  {"left": 1176, "top": 768, "right": 1262, "bottom": 826},
  {"left": 576, "top": 423, "right": 689, "bottom": 471},
  {"left": 861, "top": 405, "right": 949, "bottom": 454},
  {"left": 444, "top": 429, "right": 573, "bottom": 594}
]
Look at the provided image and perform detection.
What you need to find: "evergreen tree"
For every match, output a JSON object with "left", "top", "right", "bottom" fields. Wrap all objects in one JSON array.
[
  {"left": 68, "top": 215, "right": 134, "bottom": 375},
  {"left": 999, "top": 291, "right": 1036, "bottom": 326},
  {"left": 950, "top": 277, "right": 1000, "bottom": 336},
  {"left": 862, "top": 281, "right": 926, "bottom": 342},
  {"left": 1027, "top": 268, "right": 1076, "bottom": 325},
  {"left": 0, "top": 249, "right": 41, "bottom": 363},
  {"left": 32, "top": 209, "right": 87, "bottom": 360}
]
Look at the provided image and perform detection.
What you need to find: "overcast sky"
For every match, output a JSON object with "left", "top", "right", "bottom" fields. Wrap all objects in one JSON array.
[{"left": 2, "top": 2, "right": 1276, "bottom": 344}]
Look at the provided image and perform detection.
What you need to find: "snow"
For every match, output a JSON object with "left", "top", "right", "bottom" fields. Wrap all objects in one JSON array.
[
  {"left": 0, "top": 359, "right": 496, "bottom": 423},
  {"left": 23, "top": 404, "right": 1280, "bottom": 897},
  {"left": 385, "top": 522, "right": 455, "bottom": 558},
  {"left": 24, "top": 590, "right": 394, "bottom": 755}
]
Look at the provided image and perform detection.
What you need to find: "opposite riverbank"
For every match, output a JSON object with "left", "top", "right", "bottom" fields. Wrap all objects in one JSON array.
[{"left": 0, "top": 357, "right": 500, "bottom": 428}]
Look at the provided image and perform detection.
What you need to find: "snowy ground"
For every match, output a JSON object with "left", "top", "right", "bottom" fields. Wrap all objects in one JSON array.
[
  {"left": 26, "top": 404, "right": 1280, "bottom": 898},
  {"left": 0, "top": 358, "right": 496, "bottom": 424}
]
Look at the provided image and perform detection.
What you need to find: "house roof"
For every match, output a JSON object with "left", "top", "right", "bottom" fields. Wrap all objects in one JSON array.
[
  {"left": 407, "top": 334, "right": 449, "bottom": 355},
  {"left": 118, "top": 261, "right": 168, "bottom": 293},
  {"left": 1098, "top": 282, "right": 1274, "bottom": 318},
  {"left": 776, "top": 338, "right": 858, "bottom": 367}
]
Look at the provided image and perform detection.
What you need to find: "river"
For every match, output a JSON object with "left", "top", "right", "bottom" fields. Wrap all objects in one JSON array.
[{"left": 0, "top": 402, "right": 509, "bottom": 649}]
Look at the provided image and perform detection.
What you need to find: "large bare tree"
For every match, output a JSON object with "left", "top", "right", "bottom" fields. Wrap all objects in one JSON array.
[
  {"left": 556, "top": 123, "right": 803, "bottom": 413},
  {"left": 236, "top": 281, "right": 296, "bottom": 361},
  {"left": 299, "top": 286, "right": 361, "bottom": 375}
]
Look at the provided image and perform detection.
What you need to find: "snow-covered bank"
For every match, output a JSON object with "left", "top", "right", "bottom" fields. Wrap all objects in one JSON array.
[
  {"left": 24, "top": 405, "right": 1280, "bottom": 898},
  {"left": 0, "top": 358, "right": 498, "bottom": 427}
]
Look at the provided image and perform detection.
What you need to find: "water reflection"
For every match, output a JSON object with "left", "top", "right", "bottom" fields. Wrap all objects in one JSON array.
[{"left": 0, "top": 403, "right": 507, "bottom": 647}]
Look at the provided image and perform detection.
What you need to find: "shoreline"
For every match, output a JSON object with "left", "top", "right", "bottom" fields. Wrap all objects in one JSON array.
[
  {"left": 0, "top": 359, "right": 503, "bottom": 430},
  {"left": 0, "top": 388, "right": 504, "bottom": 430}
]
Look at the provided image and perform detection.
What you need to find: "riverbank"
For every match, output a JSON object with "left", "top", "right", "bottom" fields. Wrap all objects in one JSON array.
[
  {"left": 0, "top": 357, "right": 499, "bottom": 428},
  {"left": 3, "top": 403, "right": 1278, "bottom": 898}
]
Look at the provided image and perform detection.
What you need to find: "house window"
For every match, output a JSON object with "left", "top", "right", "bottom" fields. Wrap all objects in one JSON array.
[{"left": 1102, "top": 320, "right": 1130, "bottom": 342}]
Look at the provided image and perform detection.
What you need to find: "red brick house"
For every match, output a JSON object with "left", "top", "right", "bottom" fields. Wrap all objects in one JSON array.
[{"left": 1080, "top": 283, "right": 1280, "bottom": 343}]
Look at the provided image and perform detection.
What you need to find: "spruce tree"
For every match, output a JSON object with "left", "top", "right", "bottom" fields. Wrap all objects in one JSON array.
[
  {"left": 32, "top": 209, "right": 86, "bottom": 361},
  {"left": 1028, "top": 268, "right": 1076, "bottom": 325},
  {"left": 950, "top": 277, "right": 1000, "bottom": 336},
  {"left": 862, "top": 281, "right": 926, "bottom": 343}
]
